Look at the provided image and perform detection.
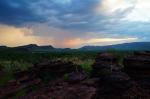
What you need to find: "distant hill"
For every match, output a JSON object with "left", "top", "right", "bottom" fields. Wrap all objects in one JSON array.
[
  {"left": 79, "top": 42, "right": 150, "bottom": 51},
  {"left": 0, "top": 46, "right": 7, "bottom": 49},
  {"left": 0, "top": 46, "right": 29, "bottom": 53},
  {"left": 1, "top": 42, "right": 150, "bottom": 52},
  {"left": 0, "top": 44, "right": 54, "bottom": 52},
  {"left": 16, "top": 44, "right": 54, "bottom": 52}
]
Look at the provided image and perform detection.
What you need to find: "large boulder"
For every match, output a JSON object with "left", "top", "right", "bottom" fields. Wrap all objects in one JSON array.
[{"left": 14, "top": 61, "right": 80, "bottom": 83}]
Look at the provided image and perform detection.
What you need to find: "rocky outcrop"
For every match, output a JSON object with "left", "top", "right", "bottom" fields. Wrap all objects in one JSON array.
[
  {"left": 92, "top": 52, "right": 150, "bottom": 98},
  {"left": 0, "top": 61, "right": 82, "bottom": 99},
  {"left": 34, "top": 61, "right": 82, "bottom": 79}
]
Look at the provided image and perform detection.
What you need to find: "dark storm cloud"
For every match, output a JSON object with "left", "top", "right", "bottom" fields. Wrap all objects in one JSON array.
[
  {"left": 0, "top": 0, "right": 100, "bottom": 28},
  {"left": 0, "top": 0, "right": 133, "bottom": 32},
  {"left": 0, "top": 0, "right": 45, "bottom": 26}
]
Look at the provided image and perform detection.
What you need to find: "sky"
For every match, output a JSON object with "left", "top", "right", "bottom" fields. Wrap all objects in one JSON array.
[{"left": 0, "top": 0, "right": 150, "bottom": 48}]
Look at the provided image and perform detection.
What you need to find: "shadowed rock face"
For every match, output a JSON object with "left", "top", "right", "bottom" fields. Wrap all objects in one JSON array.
[{"left": 124, "top": 52, "right": 150, "bottom": 79}]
